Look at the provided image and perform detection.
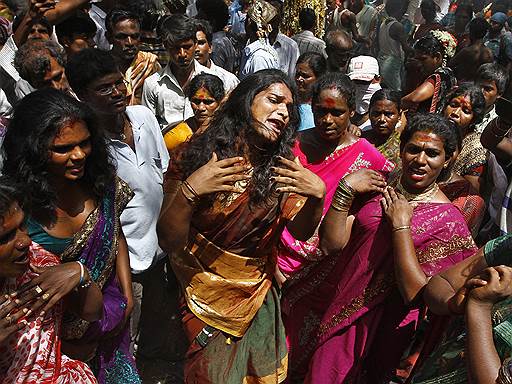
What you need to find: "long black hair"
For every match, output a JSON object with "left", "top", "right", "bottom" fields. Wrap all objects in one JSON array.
[
  {"left": 171, "top": 69, "right": 299, "bottom": 205},
  {"left": 2, "top": 89, "right": 115, "bottom": 221}
]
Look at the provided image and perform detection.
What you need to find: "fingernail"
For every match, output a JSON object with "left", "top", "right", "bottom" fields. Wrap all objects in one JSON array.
[
  {"left": 4, "top": 294, "right": 9, "bottom": 300},
  {"left": 10, "top": 292, "right": 17, "bottom": 298},
  {"left": 21, "top": 320, "right": 28, "bottom": 326},
  {"left": 25, "top": 310, "right": 32, "bottom": 317}
]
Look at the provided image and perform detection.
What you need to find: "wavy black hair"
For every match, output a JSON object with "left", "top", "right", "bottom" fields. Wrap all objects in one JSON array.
[
  {"left": 443, "top": 83, "right": 486, "bottom": 127},
  {"left": 476, "top": 62, "right": 509, "bottom": 95},
  {"left": 171, "top": 69, "right": 299, "bottom": 206},
  {"left": 400, "top": 113, "right": 459, "bottom": 161},
  {"left": 2, "top": 89, "right": 115, "bottom": 221},
  {"left": 413, "top": 33, "right": 445, "bottom": 58},
  {"left": 185, "top": 73, "right": 225, "bottom": 101},
  {"left": 311, "top": 72, "right": 356, "bottom": 110}
]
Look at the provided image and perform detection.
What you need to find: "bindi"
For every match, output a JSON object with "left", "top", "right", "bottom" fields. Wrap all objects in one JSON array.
[{"left": 324, "top": 97, "right": 337, "bottom": 108}]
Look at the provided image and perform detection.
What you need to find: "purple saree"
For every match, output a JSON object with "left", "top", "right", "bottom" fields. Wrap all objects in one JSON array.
[{"left": 283, "top": 195, "right": 476, "bottom": 383}]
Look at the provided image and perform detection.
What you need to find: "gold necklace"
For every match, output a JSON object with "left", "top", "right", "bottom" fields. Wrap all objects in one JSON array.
[{"left": 395, "top": 178, "right": 439, "bottom": 204}]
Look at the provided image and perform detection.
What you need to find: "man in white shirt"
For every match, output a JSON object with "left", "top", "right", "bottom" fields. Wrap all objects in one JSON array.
[
  {"left": 89, "top": 3, "right": 112, "bottom": 50},
  {"left": 66, "top": 48, "right": 174, "bottom": 379},
  {"left": 292, "top": 8, "right": 327, "bottom": 57},
  {"left": 142, "top": 14, "right": 212, "bottom": 132},
  {"left": 194, "top": 19, "right": 239, "bottom": 93}
]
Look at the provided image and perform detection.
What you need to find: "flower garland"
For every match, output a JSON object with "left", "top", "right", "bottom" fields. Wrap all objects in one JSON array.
[{"left": 431, "top": 30, "right": 458, "bottom": 66}]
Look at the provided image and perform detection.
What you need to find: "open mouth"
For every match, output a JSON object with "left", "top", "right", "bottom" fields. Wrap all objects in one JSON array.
[
  {"left": 409, "top": 168, "right": 427, "bottom": 181},
  {"left": 267, "top": 119, "right": 284, "bottom": 134}
]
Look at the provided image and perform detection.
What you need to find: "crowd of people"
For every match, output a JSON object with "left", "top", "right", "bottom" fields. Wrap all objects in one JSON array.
[{"left": 1, "top": 0, "right": 512, "bottom": 382}]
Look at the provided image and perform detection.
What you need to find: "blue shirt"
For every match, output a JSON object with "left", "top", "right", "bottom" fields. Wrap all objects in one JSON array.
[{"left": 298, "top": 104, "right": 315, "bottom": 132}]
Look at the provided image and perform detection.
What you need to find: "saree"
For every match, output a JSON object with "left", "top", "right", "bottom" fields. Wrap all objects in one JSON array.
[
  {"left": 28, "top": 178, "right": 140, "bottom": 384},
  {"left": 283, "top": 195, "right": 476, "bottom": 383},
  {"left": 170, "top": 186, "right": 305, "bottom": 383},
  {"left": 439, "top": 178, "right": 485, "bottom": 237},
  {"left": 453, "top": 131, "right": 489, "bottom": 177},
  {"left": 410, "top": 233, "right": 512, "bottom": 384},
  {"left": 415, "top": 67, "right": 457, "bottom": 114},
  {"left": 277, "top": 137, "right": 395, "bottom": 279},
  {"left": 125, "top": 51, "right": 161, "bottom": 106},
  {"left": 0, "top": 243, "right": 97, "bottom": 384}
]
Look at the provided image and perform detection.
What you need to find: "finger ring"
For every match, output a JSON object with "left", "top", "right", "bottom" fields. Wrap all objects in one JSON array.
[
  {"left": 5, "top": 315, "right": 12, "bottom": 325},
  {"left": 34, "top": 285, "right": 43, "bottom": 295},
  {"left": 42, "top": 293, "right": 50, "bottom": 301}
]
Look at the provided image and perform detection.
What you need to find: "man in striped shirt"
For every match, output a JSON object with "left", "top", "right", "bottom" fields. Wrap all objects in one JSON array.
[{"left": 292, "top": 8, "right": 326, "bottom": 57}]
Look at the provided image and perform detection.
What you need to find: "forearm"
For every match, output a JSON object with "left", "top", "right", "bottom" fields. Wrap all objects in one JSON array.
[
  {"left": 424, "top": 249, "right": 488, "bottom": 315},
  {"left": 44, "top": 0, "right": 90, "bottom": 24},
  {"left": 157, "top": 184, "right": 194, "bottom": 254},
  {"left": 402, "top": 82, "right": 435, "bottom": 106},
  {"left": 69, "top": 283, "right": 103, "bottom": 322},
  {"left": 466, "top": 301, "right": 500, "bottom": 384},
  {"left": 319, "top": 207, "right": 353, "bottom": 255},
  {"left": 480, "top": 117, "right": 512, "bottom": 161},
  {"left": 116, "top": 233, "right": 133, "bottom": 312},
  {"left": 392, "top": 229, "right": 428, "bottom": 304},
  {"left": 287, "top": 196, "right": 324, "bottom": 241}
]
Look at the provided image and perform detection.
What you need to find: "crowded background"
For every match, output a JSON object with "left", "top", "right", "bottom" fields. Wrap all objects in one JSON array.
[{"left": 0, "top": 0, "right": 512, "bottom": 383}]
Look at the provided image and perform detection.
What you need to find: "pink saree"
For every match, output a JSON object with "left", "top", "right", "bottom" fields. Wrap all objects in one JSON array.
[
  {"left": 283, "top": 196, "right": 477, "bottom": 383},
  {"left": 277, "top": 137, "right": 395, "bottom": 278}
]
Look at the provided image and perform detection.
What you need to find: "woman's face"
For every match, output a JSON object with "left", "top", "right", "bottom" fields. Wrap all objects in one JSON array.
[
  {"left": 369, "top": 99, "right": 400, "bottom": 138},
  {"left": 414, "top": 50, "right": 442, "bottom": 77},
  {"left": 313, "top": 88, "right": 353, "bottom": 142},
  {"left": 47, "top": 120, "right": 92, "bottom": 182},
  {"left": 444, "top": 94, "right": 474, "bottom": 130},
  {"left": 250, "top": 83, "right": 293, "bottom": 143},
  {"left": 190, "top": 86, "right": 220, "bottom": 126},
  {"left": 295, "top": 62, "right": 317, "bottom": 101},
  {"left": 401, "top": 131, "right": 450, "bottom": 192},
  {"left": 0, "top": 202, "right": 31, "bottom": 279}
]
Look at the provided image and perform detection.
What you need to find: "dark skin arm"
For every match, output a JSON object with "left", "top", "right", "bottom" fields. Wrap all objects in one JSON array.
[
  {"left": 13, "top": 0, "right": 55, "bottom": 47},
  {"left": 423, "top": 247, "right": 489, "bottom": 315},
  {"left": 389, "top": 21, "right": 414, "bottom": 57},
  {"left": 480, "top": 117, "right": 512, "bottom": 163},
  {"left": 319, "top": 169, "right": 386, "bottom": 255},
  {"left": 401, "top": 81, "right": 435, "bottom": 110},
  {"left": 466, "top": 266, "right": 512, "bottom": 384},
  {"left": 116, "top": 232, "right": 133, "bottom": 327}
]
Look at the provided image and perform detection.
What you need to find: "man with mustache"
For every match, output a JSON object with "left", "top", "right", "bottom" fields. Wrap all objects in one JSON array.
[
  {"left": 142, "top": 14, "right": 213, "bottom": 132},
  {"left": 106, "top": 9, "right": 161, "bottom": 106}
]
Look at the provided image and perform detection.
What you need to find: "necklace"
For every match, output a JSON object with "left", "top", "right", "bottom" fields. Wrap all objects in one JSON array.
[{"left": 395, "top": 178, "right": 439, "bottom": 204}]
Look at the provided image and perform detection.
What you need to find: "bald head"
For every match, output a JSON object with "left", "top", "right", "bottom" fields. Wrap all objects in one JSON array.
[{"left": 325, "top": 30, "right": 354, "bottom": 73}]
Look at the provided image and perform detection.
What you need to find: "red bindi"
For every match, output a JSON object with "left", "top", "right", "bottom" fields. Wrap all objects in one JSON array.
[{"left": 324, "top": 97, "right": 336, "bottom": 108}]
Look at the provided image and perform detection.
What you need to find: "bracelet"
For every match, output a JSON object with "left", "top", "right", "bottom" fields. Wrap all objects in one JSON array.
[
  {"left": 76, "top": 261, "right": 85, "bottom": 286},
  {"left": 183, "top": 180, "right": 199, "bottom": 199},
  {"left": 75, "top": 261, "right": 92, "bottom": 290},
  {"left": 180, "top": 184, "right": 199, "bottom": 206},
  {"left": 392, "top": 225, "right": 411, "bottom": 232},
  {"left": 331, "top": 177, "right": 355, "bottom": 212}
]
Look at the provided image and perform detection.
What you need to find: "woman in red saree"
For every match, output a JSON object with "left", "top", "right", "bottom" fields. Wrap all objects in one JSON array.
[
  {"left": 283, "top": 113, "right": 477, "bottom": 383},
  {"left": 277, "top": 72, "right": 395, "bottom": 281},
  {"left": 0, "top": 177, "right": 101, "bottom": 383},
  {"left": 158, "top": 69, "right": 326, "bottom": 383}
]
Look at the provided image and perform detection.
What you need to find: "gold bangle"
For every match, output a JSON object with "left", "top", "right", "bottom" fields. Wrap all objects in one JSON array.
[
  {"left": 331, "top": 177, "right": 355, "bottom": 212},
  {"left": 392, "top": 225, "right": 411, "bottom": 232},
  {"left": 183, "top": 180, "right": 199, "bottom": 199}
]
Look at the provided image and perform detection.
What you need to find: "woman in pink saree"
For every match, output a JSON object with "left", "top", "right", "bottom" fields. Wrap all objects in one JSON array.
[
  {"left": 283, "top": 113, "right": 478, "bottom": 383},
  {"left": 277, "top": 72, "right": 394, "bottom": 281}
]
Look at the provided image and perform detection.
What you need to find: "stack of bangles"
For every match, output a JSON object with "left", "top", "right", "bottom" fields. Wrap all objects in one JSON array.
[
  {"left": 331, "top": 177, "right": 355, "bottom": 212},
  {"left": 181, "top": 180, "right": 200, "bottom": 206}
]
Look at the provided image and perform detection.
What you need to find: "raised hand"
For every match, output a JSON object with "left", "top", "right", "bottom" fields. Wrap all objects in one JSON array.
[
  {"left": 344, "top": 168, "right": 387, "bottom": 195},
  {"left": 28, "top": 0, "right": 55, "bottom": 18},
  {"left": 186, "top": 152, "right": 252, "bottom": 197},
  {"left": 381, "top": 186, "right": 413, "bottom": 228},
  {"left": 272, "top": 156, "right": 326, "bottom": 199}
]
